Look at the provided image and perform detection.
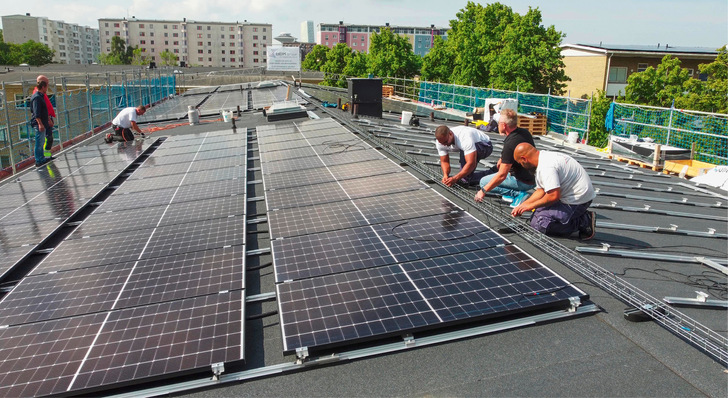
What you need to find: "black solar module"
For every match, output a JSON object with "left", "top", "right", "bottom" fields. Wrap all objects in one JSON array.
[
  {"left": 353, "top": 189, "right": 462, "bottom": 224},
  {"left": 257, "top": 132, "right": 305, "bottom": 145},
  {"left": 261, "top": 156, "right": 327, "bottom": 175},
  {"left": 259, "top": 146, "right": 318, "bottom": 163},
  {"left": 337, "top": 172, "right": 429, "bottom": 199},
  {"left": 263, "top": 167, "right": 337, "bottom": 190},
  {"left": 256, "top": 137, "right": 314, "bottom": 153},
  {"left": 268, "top": 201, "right": 369, "bottom": 239},
  {"left": 320, "top": 148, "right": 388, "bottom": 166},
  {"left": 265, "top": 181, "right": 350, "bottom": 210}
]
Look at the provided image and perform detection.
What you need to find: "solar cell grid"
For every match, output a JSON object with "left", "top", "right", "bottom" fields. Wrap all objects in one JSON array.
[
  {"left": 272, "top": 227, "right": 396, "bottom": 282},
  {"left": 74, "top": 205, "right": 168, "bottom": 237},
  {"left": 115, "top": 174, "right": 187, "bottom": 194},
  {"left": 179, "top": 167, "right": 246, "bottom": 186},
  {"left": 0, "top": 219, "right": 63, "bottom": 248},
  {"left": 337, "top": 172, "right": 429, "bottom": 199},
  {"left": 353, "top": 190, "right": 462, "bottom": 224},
  {"left": 0, "top": 262, "right": 133, "bottom": 326},
  {"left": 256, "top": 138, "right": 313, "bottom": 153},
  {"left": 256, "top": 132, "right": 305, "bottom": 145},
  {"left": 171, "top": 178, "right": 246, "bottom": 203},
  {"left": 296, "top": 118, "right": 341, "bottom": 131},
  {"left": 370, "top": 212, "right": 507, "bottom": 263},
  {"left": 277, "top": 266, "right": 439, "bottom": 352},
  {"left": 299, "top": 127, "right": 349, "bottom": 139},
  {"left": 72, "top": 291, "right": 244, "bottom": 393},
  {"left": 321, "top": 148, "right": 387, "bottom": 166},
  {"left": 260, "top": 156, "right": 325, "bottom": 175},
  {"left": 262, "top": 166, "right": 335, "bottom": 190},
  {"left": 259, "top": 146, "right": 317, "bottom": 163},
  {"left": 265, "top": 181, "right": 349, "bottom": 210},
  {"left": 185, "top": 156, "right": 247, "bottom": 172},
  {"left": 193, "top": 147, "right": 245, "bottom": 160},
  {"left": 140, "top": 152, "right": 199, "bottom": 166},
  {"left": 95, "top": 187, "right": 178, "bottom": 212},
  {"left": 129, "top": 163, "right": 190, "bottom": 179},
  {"left": 268, "top": 201, "right": 368, "bottom": 239},
  {"left": 142, "top": 216, "right": 245, "bottom": 259},
  {"left": 159, "top": 196, "right": 246, "bottom": 226},
  {"left": 323, "top": 161, "right": 401, "bottom": 183}
]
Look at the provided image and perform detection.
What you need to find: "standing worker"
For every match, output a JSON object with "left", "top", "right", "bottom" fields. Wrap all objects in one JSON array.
[
  {"left": 30, "top": 79, "right": 53, "bottom": 167},
  {"left": 435, "top": 125, "right": 493, "bottom": 187},
  {"left": 510, "top": 142, "right": 597, "bottom": 240},
  {"left": 106, "top": 105, "right": 147, "bottom": 143},
  {"left": 33, "top": 75, "right": 56, "bottom": 159}
]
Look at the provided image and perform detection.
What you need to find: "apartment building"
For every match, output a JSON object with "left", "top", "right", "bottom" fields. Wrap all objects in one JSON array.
[
  {"left": 300, "top": 20, "right": 314, "bottom": 43},
  {"left": 317, "top": 22, "right": 448, "bottom": 56},
  {"left": 2, "top": 13, "right": 100, "bottom": 64},
  {"left": 98, "top": 17, "right": 272, "bottom": 68},
  {"left": 561, "top": 43, "right": 719, "bottom": 98}
]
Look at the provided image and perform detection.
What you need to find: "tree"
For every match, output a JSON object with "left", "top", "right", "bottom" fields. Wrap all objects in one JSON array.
[
  {"left": 159, "top": 50, "right": 178, "bottom": 66},
  {"left": 18, "top": 40, "right": 54, "bottom": 66},
  {"left": 97, "top": 52, "right": 122, "bottom": 65},
  {"left": 321, "top": 43, "right": 352, "bottom": 87},
  {"left": 302, "top": 44, "right": 329, "bottom": 71},
  {"left": 131, "top": 48, "right": 149, "bottom": 66},
  {"left": 445, "top": 2, "right": 568, "bottom": 94},
  {"left": 625, "top": 55, "right": 692, "bottom": 108},
  {"left": 683, "top": 46, "right": 728, "bottom": 113},
  {"left": 367, "top": 27, "right": 420, "bottom": 79},
  {"left": 109, "top": 36, "right": 135, "bottom": 64},
  {"left": 0, "top": 41, "right": 21, "bottom": 65},
  {"left": 342, "top": 51, "right": 368, "bottom": 78},
  {"left": 586, "top": 90, "right": 613, "bottom": 148},
  {"left": 420, "top": 36, "right": 455, "bottom": 82}
]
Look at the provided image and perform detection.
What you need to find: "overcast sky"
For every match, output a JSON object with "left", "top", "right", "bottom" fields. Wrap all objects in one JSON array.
[{"left": 2, "top": 0, "right": 726, "bottom": 49}]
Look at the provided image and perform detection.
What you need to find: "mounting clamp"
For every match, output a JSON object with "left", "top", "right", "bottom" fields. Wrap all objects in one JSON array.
[
  {"left": 295, "top": 347, "right": 309, "bottom": 364},
  {"left": 403, "top": 333, "right": 416, "bottom": 348},
  {"left": 211, "top": 362, "right": 224, "bottom": 380}
]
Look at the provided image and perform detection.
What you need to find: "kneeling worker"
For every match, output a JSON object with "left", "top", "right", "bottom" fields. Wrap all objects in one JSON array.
[
  {"left": 435, "top": 125, "right": 493, "bottom": 187},
  {"left": 106, "top": 105, "right": 147, "bottom": 143},
  {"left": 510, "top": 142, "right": 597, "bottom": 240}
]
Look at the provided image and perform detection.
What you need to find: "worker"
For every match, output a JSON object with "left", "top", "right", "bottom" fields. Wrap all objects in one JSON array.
[
  {"left": 34, "top": 75, "right": 56, "bottom": 158},
  {"left": 474, "top": 108, "right": 536, "bottom": 207},
  {"left": 106, "top": 105, "right": 147, "bottom": 143},
  {"left": 510, "top": 142, "right": 597, "bottom": 240},
  {"left": 435, "top": 125, "right": 493, "bottom": 187}
]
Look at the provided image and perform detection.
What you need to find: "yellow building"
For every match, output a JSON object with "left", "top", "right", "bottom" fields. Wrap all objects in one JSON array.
[{"left": 560, "top": 43, "right": 720, "bottom": 98}]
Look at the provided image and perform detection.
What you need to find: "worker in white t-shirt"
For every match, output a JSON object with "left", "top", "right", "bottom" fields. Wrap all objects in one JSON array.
[
  {"left": 106, "top": 105, "right": 147, "bottom": 143},
  {"left": 435, "top": 125, "right": 494, "bottom": 187},
  {"left": 510, "top": 142, "right": 597, "bottom": 240}
]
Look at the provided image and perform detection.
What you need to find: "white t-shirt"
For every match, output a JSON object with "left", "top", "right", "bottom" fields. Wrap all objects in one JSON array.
[
  {"left": 536, "top": 151, "right": 596, "bottom": 205},
  {"left": 435, "top": 125, "right": 490, "bottom": 157},
  {"left": 112, "top": 107, "right": 138, "bottom": 129}
]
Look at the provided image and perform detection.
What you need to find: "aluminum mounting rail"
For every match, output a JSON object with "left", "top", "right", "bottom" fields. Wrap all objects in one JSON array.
[
  {"left": 591, "top": 202, "right": 728, "bottom": 221},
  {"left": 596, "top": 221, "right": 727, "bottom": 239}
]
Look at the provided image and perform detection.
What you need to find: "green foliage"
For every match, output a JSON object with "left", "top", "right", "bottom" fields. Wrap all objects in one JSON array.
[
  {"left": 301, "top": 44, "right": 329, "bottom": 71},
  {"left": 445, "top": 2, "right": 568, "bottom": 94},
  {"left": 321, "top": 43, "right": 351, "bottom": 88},
  {"left": 367, "top": 27, "right": 420, "bottom": 79},
  {"left": 343, "top": 51, "right": 368, "bottom": 78},
  {"left": 625, "top": 49, "right": 728, "bottom": 114},
  {"left": 97, "top": 52, "right": 122, "bottom": 65},
  {"left": 586, "top": 90, "right": 613, "bottom": 148},
  {"left": 420, "top": 36, "right": 455, "bottom": 82},
  {"left": 109, "top": 36, "right": 135, "bottom": 64},
  {"left": 0, "top": 40, "right": 53, "bottom": 66},
  {"left": 131, "top": 48, "right": 150, "bottom": 66},
  {"left": 159, "top": 50, "right": 178, "bottom": 66}
]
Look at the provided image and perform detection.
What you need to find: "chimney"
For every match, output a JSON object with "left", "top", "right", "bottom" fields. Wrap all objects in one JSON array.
[
  {"left": 657, "top": 43, "right": 660, "bottom": 48},
  {"left": 665, "top": 44, "right": 669, "bottom": 49},
  {"left": 431, "top": 24, "right": 435, "bottom": 28},
  {"left": 385, "top": 22, "right": 390, "bottom": 27},
  {"left": 339, "top": 21, "right": 343, "bottom": 25},
  {"left": 26, "top": 13, "right": 30, "bottom": 16},
  {"left": 183, "top": 18, "right": 186, "bottom": 22}
]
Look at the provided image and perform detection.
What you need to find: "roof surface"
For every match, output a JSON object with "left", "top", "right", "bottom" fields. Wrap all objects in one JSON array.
[{"left": 576, "top": 43, "right": 721, "bottom": 54}]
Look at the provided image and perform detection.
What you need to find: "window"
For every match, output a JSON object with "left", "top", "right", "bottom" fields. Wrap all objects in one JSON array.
[
  {"left": 173, "top": 41, "right": 179, "bottom": 45},
  {"left": 198, "top": 57, "right": 203, "bottom": 61},
  {"left": 164, "top": 33, "right": 168, "bottom": 37},
  {"left": 115, "top": 31, "right": 120, "bottom": 36},
  {"left": 221, "top": 34, "right": 225, "bottom": 39},
  {"left": 698, "top": 73, "right": 708, "bottom": 81},
  {"left": 353, "top": 43, "right": 357, "bottom": 46},
  {"left": 114, "top": 23, "right": 119, "bottom": 28},
  {"left": 198, "top": 49, "right": 203, "bottom": 54},
  {"left": 150, "top": 40, "right": 154, "bottom": 44},
  {"left": 253, "top": 35, "right": 258, "bottom": 40},
  {"left": 222, "top": 58, "right": 225, "bottom": 62},
  {"left": 165, "top": 40, "right": 169, "bottom": 45},
  {"left": 164, "top": 24, "right": 168, "bottom": 29},
  {"left": 208, "top": 42, "right": 211, "bottom": 46},
  {"left": 207, "top": 34, "right": 211, "bottom": 38},
  {"left": 140, "top": 40, "right": 146, "bottom": 44},
  {"left": 253, "top": 43, "right": 258, "bottom": 47},
  {"left": 197, "top": 26, "right": 202, "bottom": 30},
  {"left": 637, "top": 63, "right": 648, "bottom": 72},
  {"left": 198, "top": 41, "right": 203, "bottom": 46},
  {"left": 139, "top": 24, "right": 144, "bottom": 28},
  {"left": 222, "top": 50, "right": 226, "bottom": 54},
  {"left": 230, "top": 35, "right": 235, "bottom": 39},
  {"left": 608, "top": 67, "right": 627, "bottom": 83},
  {"left": 263, "top": 28, "right": 266, "bottom": 32},
  {"left": 254, "top": 58, "right": 258, "bottom": 62},
  {"left": 173, "top": 25, "right": 178, "bottom": 29},
  {"left": 230, "top": 42, "right": 234, "bottom": 47},
  {"left": 230, "top": 57, "right": 235, "bottom": 62},
  {"left": 253, "top": 50, "right": 258, "bottom": 55},
  {"left": 253, "top": 28, "right": 258, "bottom": 32},
  {"left": 173, "top": 33, "right": 178, "bottom": 37},
  {"left": 174, "top": 49, "right": 179, "bottom": 53},
  {"left": 230, "top": 50, "right": 235, "bottom": 54},
  {"left": 207, "top": 26, "right": 211, "bottom": 30},
  {"left": 104, "top": 22, "right": 109, "bottom": 27},
  {"left": 150, "top": 32, "right": 154, "bottom": 37},
  {"left": 687, "top": 68, "right": 694, "bottom": 76},
  {"left": 197, "top": 34, "right": 202, "bottom": 39},
  {"left": 140, "top": 32, "right": 145, "bottom": 36}
]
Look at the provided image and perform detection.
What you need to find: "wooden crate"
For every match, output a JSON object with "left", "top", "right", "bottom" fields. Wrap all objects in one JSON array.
[
  {"left": 382, "top": 85, "right": 394, "bottom": 98},
  {"left": 518, "top": 113, "right": 548, "bottom": 135},
  {"left": 663, "top": 159, "right": 715, "bottom": 177}
]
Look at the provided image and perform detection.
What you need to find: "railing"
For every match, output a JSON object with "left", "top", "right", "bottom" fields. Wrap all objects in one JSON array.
[
  {"left": 0, "top": 69, "right": 177, "bottom": 174},
  {"left": 610, "top": 102, "right": 728, "bottom": 165}
]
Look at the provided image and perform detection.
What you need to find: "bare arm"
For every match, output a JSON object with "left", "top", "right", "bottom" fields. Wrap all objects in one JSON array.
[
  {"left": 130, "top": 121, "right": 143, "bottom": 134},
  {"left": 511, "top": 187, "right": 561, "bottom": 217},
  {"left": 439, "top": 154, "right": 451, "bottom": 184},
  {"left": 481, "top": 161, "right": 512, "bottom": 192}
]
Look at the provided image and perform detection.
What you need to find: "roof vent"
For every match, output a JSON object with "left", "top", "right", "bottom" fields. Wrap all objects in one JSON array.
[{"left": 26, "top": 13, "right": 31, "bottom": 16}]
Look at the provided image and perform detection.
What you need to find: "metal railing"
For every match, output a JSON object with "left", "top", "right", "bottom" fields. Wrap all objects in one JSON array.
[{"left": 0, "top": 69, "right": 177, "bottom": 174}]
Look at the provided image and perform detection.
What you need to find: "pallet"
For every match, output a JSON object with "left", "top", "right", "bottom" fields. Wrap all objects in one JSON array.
[
  {"left": 518, "top": 114, "right": 548, "bottom": 135},
  {"left": 608, "top": 155, "right": 662, "bottom": 171},
  {"left": 382, "top": 85, "right": 394, "bottom": 98}
]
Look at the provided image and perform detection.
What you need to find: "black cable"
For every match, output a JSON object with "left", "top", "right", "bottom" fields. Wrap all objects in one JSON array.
[
  {"left": 613, "top": 267, "right": 727, "bottom": 300},
  {"left": 246, "top": 310, "right": 278, "bottom": 320},
  {"left": 246, "top": 262, "right": 272, "bottom": 271},
  {"left": 389, "top": 216, "right": 490, "bottom": 241}
]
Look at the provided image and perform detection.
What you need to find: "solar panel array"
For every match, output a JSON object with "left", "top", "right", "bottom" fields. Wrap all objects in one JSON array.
[
  {"left": 0, "top": 129, "right": 247, "bottom": 396},
  {"left": 199, "top": 90, "right": 246, "bottom": 115},
  {"left": 139, "top": 95, "right": 207, "bottom": 122},
  {"left": 260, "top": 118, "right": 587, "bottom": 353}
]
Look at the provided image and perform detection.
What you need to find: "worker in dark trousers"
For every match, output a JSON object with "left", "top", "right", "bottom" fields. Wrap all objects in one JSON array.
[
  {"left": 33, "top": 75, "right": 56, "bottom": 158},
  {"left": 106, "top": 105, "right": 147, "bottom": 143}
]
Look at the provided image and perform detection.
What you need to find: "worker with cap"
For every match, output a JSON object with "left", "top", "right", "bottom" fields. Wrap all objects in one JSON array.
[
  {"left": 106, "top": 105, "right": 147, "bottom": 143},
  {"left": 435, "top": 124, "right": 493, "bottom": 187},
  {"left": 30, "top": 78, "right": 53, "bottom": 166}
]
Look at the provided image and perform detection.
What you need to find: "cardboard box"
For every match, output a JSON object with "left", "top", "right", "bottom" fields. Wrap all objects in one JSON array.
[{"left": 663, "top": 159, "right": 716, "bottom": 177}]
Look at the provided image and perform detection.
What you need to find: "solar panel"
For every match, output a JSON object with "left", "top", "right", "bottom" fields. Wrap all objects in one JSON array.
[
  {"left": 260, "top": 156, "right": 325, "bottom": 175},
  {"left": 142, "top": 216, "right": 245, "bottom": 259},
  {"left": 256, "top": 138, "right": 313, "bottom": 153},
  {"left": 263, "top": 166, "right": 336, "bottom": 190},
  {"left": 353, "top": 189, "right": 462, "bottom": 224},
  {"left": 259, "top": 146, "right": 318, "bottom": 163},
  {"left": 320, "top": 148, "right": 387, "bottom": 166},
  {"left": 273, "top": 226, "right": 396, "bottom": 282},
  {"left": 337, "top": 172, "right": 429, "bottom": 199},
  {"left": 277, "top": 248, "right": 586, "bottom": 353},
  {"left": 265, "top": 181, "right": 350, "bottom": 210},
  {"left": 326, "top": 158, "right": 402, "bottom": 181},
  {"left": 256, "top": 132, "right": 305, "bottom": 145},
  {"left": 171, "top": 178, "right": 246, "bottom": 203},
  {"left": 268, "top": 201, "right": 368, "bottom": 239},
  {"left": 114, "top": 174, "right": 188, "bottom": 194},
  {"left": 75, "top": 205, "right": 169, "bottom": 237}
]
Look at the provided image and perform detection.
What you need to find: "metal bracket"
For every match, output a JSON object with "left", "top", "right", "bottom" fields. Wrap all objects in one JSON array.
[
  {"left": 295, "top": 347, "right": 309, "bottom": 364},
  {"left": 403, "top": 333, "right": 416, "bottom": 348},
  {"left": 567, "top": 296, "right": 581, "bottom": 312},
  {"left": 664, "top": 291, "right": 728, "bottom": 308},
  {"left": 211, "top": 362, "right": 224, "bottom": 381}
]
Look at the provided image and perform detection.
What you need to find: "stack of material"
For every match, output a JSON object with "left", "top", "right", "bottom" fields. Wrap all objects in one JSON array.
[
  {"left": 382, "top": 85, "right": 394, "bottom": 98},
  {"left": 519, "top": 113, "right": 548, "bottom": 135}
]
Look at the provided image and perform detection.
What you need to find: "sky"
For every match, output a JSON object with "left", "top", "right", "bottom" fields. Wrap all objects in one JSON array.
[{"left": 2, "top": 0, "right": 727, "bottom": 49}]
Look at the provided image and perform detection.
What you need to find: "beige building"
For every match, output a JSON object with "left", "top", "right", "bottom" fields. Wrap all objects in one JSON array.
[
  {"left": 2, "top": 13, "right": 100, "bottom": 64},
  {"left": 561, "top": 43, "right": 719, "bottom": 98},
  {"left": 98, "top": 18, "right": 272, "bottom": 68}
]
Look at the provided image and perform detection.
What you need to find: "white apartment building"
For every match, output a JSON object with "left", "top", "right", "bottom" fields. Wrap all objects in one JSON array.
[
  {"left": 300, "top": 20, "right": 314, "bottom": 43},
  {"left": 2, "top": 13, "right": 100, "bottom": 64},
  {"left": 98, "top": 17, "right": 272, "bottom": 68}
]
